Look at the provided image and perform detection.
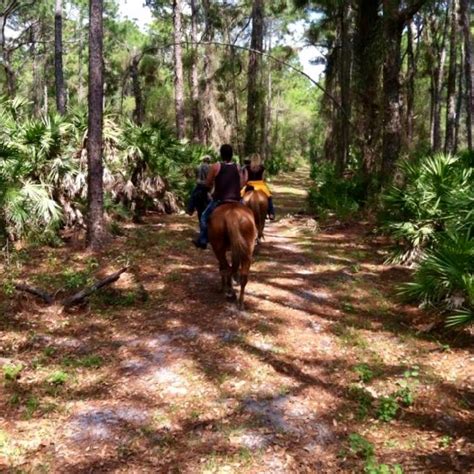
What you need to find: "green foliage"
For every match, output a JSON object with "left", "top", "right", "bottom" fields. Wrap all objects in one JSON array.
[
  {"left": 376, "top": 396, "right": 399, "bottom": 422},
  {"left": 381, "top": 153, "right": 473, "bottom": 327},
  {"left": 61, "top": 355, "right": 103, "bottom": 368},
  {"left": 348, "top": 433, "right": 375, "bottom": 459},
  {"left": 348, "top": 433, "right": 403, "bottom": 473},
  {"left": 3, "top": 364, "right": 23, "bottom": 381},
  {"left": 0, "top": 98, "right": 211, "bottom": 242},
  {"left": 381, "top": 154, "right": 473, "bottom": 264},
  {"left": 399, "top": 232, "right": 473, "bottom": 326},
  {"left": 308, "top": 162, "right": 364, "bottom": 218},
  {"left": 48, "top": 370, "right": 68, "bottom": 385},
  {"left": 354, "top": 363, "right": 375, "bottom": 383},
  {"left": 348, "top": 384, "right": 374, "bottom": 420},
  {"left": 62, "top": 268, "right": 92, "bottom": 290}
]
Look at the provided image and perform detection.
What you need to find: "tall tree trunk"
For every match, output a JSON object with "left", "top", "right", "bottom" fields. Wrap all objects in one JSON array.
[
  {"left": 201, "top": 0, "right": 213, "bottom": 144},
  {"left": 382, "top": 0, "right": 428, "bottom": 182},
  {"left": 131, "top": 55, "right": 144, "bottom": 125},
  {"left": 406, "top": 20, "right": 416, "bottom": 148},
  {"left": 382, "top": 0, "right": 403, "bottom": 182},
  {"left": 31, "top": 24, "right": 42, "bottom": 116},
  {"left": 173, "top": 0, "right": 185, "bottom": 140},
  {"left": 429, "top": 10, "right": 449, "bottom": 152},
  {"left": 336, "top": 2, "right": 352, "bottom": 177},
  {"left": 55, "top": 0, "right": 67, "bottom": 115},
  {"left": 460, "top": 0, "right": 472, "bottom": 150},
  {"left": 444, "top": 0, "right": 458, "bottom": 154},
  {"left": 87, "top": 0, "right": 106, "bottom": 249},
  {"left": 0, "top": 12, "right": 15, "bottom": 97},
  {"left": 244, "top": 0, "right": 264, "bottom": 155},
  {"left": 262, "top": 20, "right": 272, "bottom": 163},
  {"left": 353, "top": 0, "right": 380, "bottom": 191},
  {"left": 454, "top": 43, "right": 464, "bottom": 152},
  {"left": 190, "top": 0, "right": 201, "bottom": 142},
  {"left": 78, "top": 8, "right": 85, "bottom": 101}
]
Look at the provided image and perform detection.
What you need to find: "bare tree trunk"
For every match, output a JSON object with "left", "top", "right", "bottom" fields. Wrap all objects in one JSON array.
[
  {"left": 336, "top": 2, "right": 351, "bottom": 177},
  {"left": 460, "top": 0, "right": 472, "bottom": 150},
  {"left": 428, "top": 10, "right": 449, "bottom": 152},
  {"left": 201, "top": 0, "right": 213, "bottom": 145},
  {"left": 244, "top": 0, "right": 264, "bottom": 155},
  {"left": 55, "top": 0, "right": 67, "bottom": 115},
  {"left": 173, "top": 0, "right": 185, "bottom": 140},
  {"left": 382, "top": 0, "right": 428, "bottom": 182},
  {"left": 87, "top": 0, "right": 106, "bottom": 249},
  {"left": 444, "top": 0, "right": 458, "bottom": 154},
  {"left": 353, "top": 0, "right": 380, "bottom": 192},
  {"left": 454, "top": 43, "right": 463, "bottom": 152},
  {"left": 130, "top": 55, "right": 144, "bottom": 125},
  {"left": 382, "top": 0, "right": 403, "bottom": 182},
  {"left": 406, "top": 20, "right": 416, "bottom": 148},
  {"left": 262, "top": 20, "right": 272, "bottom": 163},
  {"left": 0, "top": 10, "right": 16, "bottom": 97},
  {"left": 190, "top": 0, "right": 201, "bottom": 142},
  {"left": 31, "top": 24, "right": 42, "bottom": 116},
  {"left": 43, "top": 84, "right": 48, "bottom": 115},
  {"left": 78, "top": 8, "right": 85, "bottom": 101}
]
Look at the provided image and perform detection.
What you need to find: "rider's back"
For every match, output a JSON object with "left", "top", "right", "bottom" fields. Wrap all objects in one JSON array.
[{"left": 213, "top": 162, "right": 241, "bottom": 202}]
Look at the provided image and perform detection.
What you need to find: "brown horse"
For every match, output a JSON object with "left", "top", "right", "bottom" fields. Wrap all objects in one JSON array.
[
  {"left": 242, "top": 190, "right": 269, "bottom": 243},
  {"left": 208, "top": 203, "right": 257, "bottom": 309}
]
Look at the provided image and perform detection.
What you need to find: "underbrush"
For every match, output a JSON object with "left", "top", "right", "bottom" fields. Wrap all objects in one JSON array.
[
  {"left": 307, "top": 162, "right": 365, "bottom": 218},
  {"left": 0, "top": 97, "right": 213, "bottom": 243},
  {"left": 307, "top": 152, "right": 473, "bottom": 327},
  {"left": 381, "top": 153, "right": 473, "bottom": 327}
]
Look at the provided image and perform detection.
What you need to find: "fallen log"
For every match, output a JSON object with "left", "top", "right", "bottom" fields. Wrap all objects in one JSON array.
[
  {"left": 14, "top": 284, "right": 54, "bottom": 305},
  {"left": 61, "top": 267, "right": 129, "bottom": 308},
  {"left": 14, "top": 267, "right": 129, "bottom": 309}
]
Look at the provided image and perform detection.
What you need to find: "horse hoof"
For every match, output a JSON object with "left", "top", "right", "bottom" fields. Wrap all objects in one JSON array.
[{"left": 226, "top": 292, "right": 237, "bottom": 301}]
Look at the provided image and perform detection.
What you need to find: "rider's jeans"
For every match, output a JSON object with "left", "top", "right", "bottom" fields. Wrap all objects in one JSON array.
[
  {"left": 268, "top": 197, "right": 275, "bottom": 216},
  {"left": 197, "top": 200, "right": 220, "bottom": 245}
]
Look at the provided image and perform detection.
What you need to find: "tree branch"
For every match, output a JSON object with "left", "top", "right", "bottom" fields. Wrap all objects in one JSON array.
[{"left": 146, "top": 39, "right": 351, "bottom": 126}]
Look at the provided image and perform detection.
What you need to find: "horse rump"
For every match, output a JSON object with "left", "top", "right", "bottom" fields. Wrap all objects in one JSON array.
[
  {"left": 208, "top": 203, "right": 257, "bottom": 309},
  {"left": 243, "top": 190, "right": 268, "bottom": 242}
]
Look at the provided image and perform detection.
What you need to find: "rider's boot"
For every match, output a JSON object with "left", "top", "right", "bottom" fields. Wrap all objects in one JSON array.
[{"left": 268, "top": 197, "right": 275, "bottom": 220}]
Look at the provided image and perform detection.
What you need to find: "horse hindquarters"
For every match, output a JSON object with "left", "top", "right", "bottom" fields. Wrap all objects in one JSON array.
[
  {"left": 244, "top": 191, "right": 268, "bottom": 242},
  {"left": 226, "top": 212, "right": 256, "bottom": 309}
]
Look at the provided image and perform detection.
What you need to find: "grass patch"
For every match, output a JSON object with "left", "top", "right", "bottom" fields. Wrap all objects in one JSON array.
[
  {"left": 61, "top": 354, "right": 104, "bottom": 368},
  {"left": 347, "top": 433, "right": 404, "bottom": 473},
  {"left": 354, "top": 363, "right": 375, "bottom": 383},
  {"left": 48, "top": 370, "right": 68, "bottom": 385},
  {"left": 3, "top": 363, "right": 23, "bottom": 382}
]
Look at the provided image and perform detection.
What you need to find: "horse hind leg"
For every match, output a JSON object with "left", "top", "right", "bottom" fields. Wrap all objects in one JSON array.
[
  {"left": 238, "top": 257, "right": 251, "bottom": 310},
  {"left": 219, "top": 259, "right": 235, "bottom": 300}
]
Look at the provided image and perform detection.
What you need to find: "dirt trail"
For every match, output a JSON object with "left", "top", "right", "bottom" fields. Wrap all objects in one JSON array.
[{"left": 1, "top": 168, "right": 472, "bottom": 473}]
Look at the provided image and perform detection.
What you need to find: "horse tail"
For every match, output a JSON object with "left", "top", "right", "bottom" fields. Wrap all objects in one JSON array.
[{"left": 227, "top": 212, "right": 253, "bottom": 275}]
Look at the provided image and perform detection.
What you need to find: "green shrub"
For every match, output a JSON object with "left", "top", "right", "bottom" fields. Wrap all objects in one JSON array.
[
  {"left": 381, "top": 153, "right": 473, "bottom": 327},
  {"left": 376, "top": 396, "right": 399, "bottom": 422},
  {"left": 308, "top": 162, "right": 364, "bottom": 218},
  {"left": 3, "top": 364, "right": 23, "bottom": 381},
  {"left": 399, "top": 232, "right": 473, "bottom": 327},
  {"left": 381, "top": 153, "right": 473, "bottom": 264}
]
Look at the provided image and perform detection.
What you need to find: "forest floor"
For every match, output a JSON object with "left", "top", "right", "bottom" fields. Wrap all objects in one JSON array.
[{"left": 1, "top": 169, "right": 473, "bottom": 473}]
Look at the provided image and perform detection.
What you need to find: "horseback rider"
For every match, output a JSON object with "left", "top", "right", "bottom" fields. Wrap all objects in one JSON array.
[
  {"left": 242, "top": 152, "right": 275, "bottom": 220},
  {"left": 193, "top": 144, "right": 247, "bottom": 249},
  {"left": 187, "top": 154, "right": 211, "bottom": 219}
]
